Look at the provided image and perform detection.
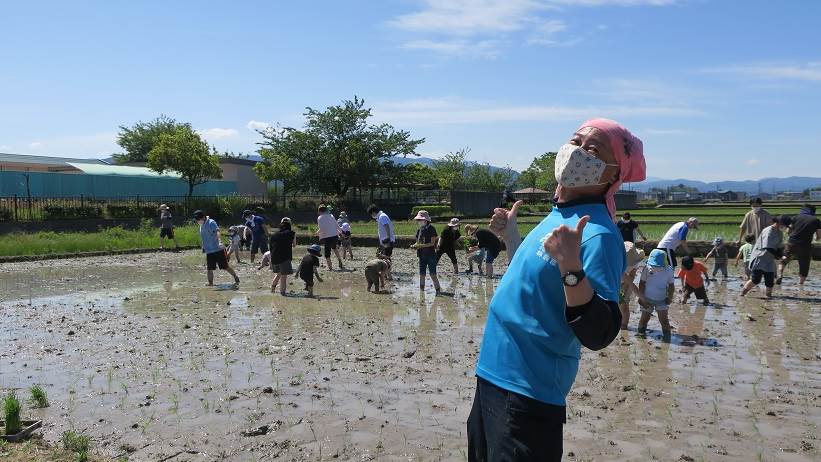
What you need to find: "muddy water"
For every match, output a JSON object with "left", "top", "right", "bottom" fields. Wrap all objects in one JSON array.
[{"left": 1, "top": 251, "right": 819, "bottom": 461}]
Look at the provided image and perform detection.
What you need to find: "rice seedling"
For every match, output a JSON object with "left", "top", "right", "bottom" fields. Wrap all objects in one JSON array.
[
  {"left": 62, "top": 430, "right": 91, "bottom": 461},
  {"left": 28, "top": 384, "right": 49, "bottom": 408},
  {"left": 3, "top": 391, "right": 22, "bottom": 435}
]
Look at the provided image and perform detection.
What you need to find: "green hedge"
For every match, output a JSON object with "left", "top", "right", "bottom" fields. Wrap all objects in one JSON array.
[
  {"left": 411, "top": 205, "right": 453, "bottom": 217},
  {"left": 107, "top": 204, "right": 159, "bottom": 219},
  {"left": 43, "top": 205, "right": 104, "bottom": 220}
]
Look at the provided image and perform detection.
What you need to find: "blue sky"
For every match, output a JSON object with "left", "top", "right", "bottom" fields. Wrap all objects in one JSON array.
[{"left": 1, "top": 0, "right": 820, "bottom": 181}]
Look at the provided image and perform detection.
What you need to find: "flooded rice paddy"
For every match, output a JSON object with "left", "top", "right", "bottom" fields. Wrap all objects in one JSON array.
[{"left": 0, "top": 249, "right": 819, "bottom": 461}]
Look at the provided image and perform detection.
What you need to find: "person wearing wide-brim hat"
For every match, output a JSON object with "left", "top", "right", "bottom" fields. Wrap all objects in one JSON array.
[
  {"left": 619, "top": 241, "right": 645, "bottom": 330},
  {"left": 436, "top": 217, "right": 462, "bottom": 274},
  {"left": 411, "top": 210, "right": 441, "bottom": 293},
  {"left": 158, "top": 204, "right": 179, "bottom": 250}
]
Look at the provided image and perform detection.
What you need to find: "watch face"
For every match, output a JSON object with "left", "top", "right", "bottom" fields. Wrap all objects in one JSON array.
[{"left": 565, "top": 273, "right": 579, "bottom": 286}]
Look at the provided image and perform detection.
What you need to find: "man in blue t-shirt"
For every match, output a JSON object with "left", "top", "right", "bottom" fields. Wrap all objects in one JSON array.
[
  {"left": 467, "top": 118, "right": 645, "bottom": 461},
  {"left": 243, "top": 209, "right": 268, "bottom": 263},
  {"left": 194, "top": 210, "right": 240, "bottom": 288}
]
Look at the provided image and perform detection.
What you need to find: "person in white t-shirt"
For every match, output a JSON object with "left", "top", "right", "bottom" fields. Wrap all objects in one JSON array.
[
  {"left": 637, "top": 249, "right": 675, "bottom": 341},
  {"left": 656, "top": 217, "right": 698, "bottom": 268},
  {"left": 316, "top": 204, "right": 344, "bottom": 270},
  {"left": 367, "top": 204, "right": 395, "bottom": 279}
]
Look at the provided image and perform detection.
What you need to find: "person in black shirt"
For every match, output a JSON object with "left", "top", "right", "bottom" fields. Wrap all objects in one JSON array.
[
  {"left": 298, "top": 244, "right": 324, "bottom": 297},
  {"left": 269, "top": 217, "right": 296, "bottom": 295},
  {"left": 436, "top": 217, "right": 462, "bottom": 274},
  {"left": 464, "top": 224, "right": 502, "bottom": 277},
  {"left": 412, "top": 210, "right": 441, "bottom": 293},
  {"left": 778, "top": 203, "right": 821, "bottom": 286},
  {"left": 616, "top": 212, "right": 646, "bottom": 243}
]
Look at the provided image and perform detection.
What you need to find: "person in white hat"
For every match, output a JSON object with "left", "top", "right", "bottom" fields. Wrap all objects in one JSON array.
[
  {"left": 158, "top": 204, "right": 179, "bottom": 250},
  {"left": 339, "top": 222, "right": 353, "bottom": 260},
  {"left": 436, "top": 217, "right": 462, "bottom": 274},
  {"left": 411, "top": 210, "right": 441, "bottom": 293}
]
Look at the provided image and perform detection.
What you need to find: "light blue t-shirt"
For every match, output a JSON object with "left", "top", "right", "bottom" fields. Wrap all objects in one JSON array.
[
  {"left": 475, "top": 200, "right": 625, "bottom": 406},
  {"left": 199, "top": 218, "right": 222, "bottom": 254}
]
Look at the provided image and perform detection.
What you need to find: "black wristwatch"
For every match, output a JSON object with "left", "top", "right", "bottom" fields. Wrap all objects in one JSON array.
[{"left": 562, "top": 269, "right": 586, "bottom": 287}]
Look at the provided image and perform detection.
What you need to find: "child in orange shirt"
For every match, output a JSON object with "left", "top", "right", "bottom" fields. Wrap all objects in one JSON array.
[{"left": 677, "top": 255, "right": 711, "bottom": 305}]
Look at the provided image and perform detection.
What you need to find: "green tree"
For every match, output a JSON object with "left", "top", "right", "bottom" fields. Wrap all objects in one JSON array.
[
  {"left": 147, "top": 126, "right": 223, "bottom": 197},
  {"left": 465, "top": 163, "right": 516, "bottom": 192},
  {"left": 254, "top": 97, "right": 425, "bottom": 195},
  {"left": 518, "top": 152, "right": 557, "bottom": 192},
  {"left": 115, "top": 115, "right": 191, "bottom": 164},
  {"left": 404, "top": 162, "right": 438, "bottom": 189},
  {"left": 431, "top": 148, "right": 468, "bottom": 190}
]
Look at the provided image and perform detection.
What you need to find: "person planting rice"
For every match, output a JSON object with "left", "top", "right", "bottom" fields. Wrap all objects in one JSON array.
[
  {"left": 463, "top": 224, "right": 502, "bottom": 277},
  {"left": 738, "top": 197, "right": 772, "bottom": 243},
  {"left": 411, "top": 210, "right": 441, "bottom": 293},
  {"left": 735, "top": 234, "right": 755, "bottom": 281},
  {"left": 158, "top": 204, "right": 179, "bottom": 250},
  {"left": 226, "top": 226, "right": 242, "bottom": 264},
  {"left": 616, "top": 212, "right": 646, "bottom": 243},
  {"left": 742, "top": 215, "right": 791, "bottom": 298},
  {"left": 256, "top": 250, "right": 271, "bottom": 270},
  {"left": 637, "top": 249, "right": 676, "bottom": 341},
  {"left": 297, "top": 244, "right": 324, "bottom": 297},
  {"left": 368, "top": 204, "right": 396, "bottom": 279},
  {"left": 777, "top": 203, "right": 820, "bottom": 287},
  {"left": 317, "top": 204, "right": 344, "bottom": 271},
  {"left": 468, "top": 118, "right": 645, "bottom": 460},
  {"left": 243, "top": 209, "right": 268, "bottom": 263},
  {"left": 466, "top": 246, "right": 487, "bottom": 275},
  {"left": 436, "top": 218, "right": 461, "bottom": 274},
  {"left": 619, "top": 241, "right": 645, "bottom": 330},
  {"left": 193, "top": 210, "right": 240, "bottom": 288},
  {"left": 657, "top": 217, "right": 699, "bottom": 268},
  {"left": 339, "top": 222, "right": 353, "bottom": 260},
  {"left": 677, "top": 256, "right": 710, "bottom": 305},
  {"left": 704, "top": 237, "right": 728, "bottom": 280},
  {"left": 269, "top": 217, "right": 296, "bottom": 295},
  {"left": 364, "top": 256, "right": 391, "bottom": 293}
]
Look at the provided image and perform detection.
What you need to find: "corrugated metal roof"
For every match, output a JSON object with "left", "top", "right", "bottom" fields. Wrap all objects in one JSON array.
[
  {"left": 67, "top": 162, "right": 181, "bottom": 178},
  {"left": 0, "top": 152, "right": 108, "bottom": 166}
]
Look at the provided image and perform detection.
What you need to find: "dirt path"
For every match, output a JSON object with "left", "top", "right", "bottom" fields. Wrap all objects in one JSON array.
[{"left": 1, "top": 250, "right": 819, "bottom": 461}]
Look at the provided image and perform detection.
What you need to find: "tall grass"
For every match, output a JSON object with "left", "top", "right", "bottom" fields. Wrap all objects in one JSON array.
[
  {"left": 3, "top": 391, "right": 22, "bottom": 435},
  {"left": 0, "top": 223, "right": 201, "bottom": 257}
]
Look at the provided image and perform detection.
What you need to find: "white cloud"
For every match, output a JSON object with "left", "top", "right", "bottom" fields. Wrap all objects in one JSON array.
[
  {"left": 246, "top": 120, "right": 271, "bottom": 131},
  {"left": 371, "top": 97, "right": 700, "bottom": 126},
  {"left": 198, "top": 127, "right": 239, "bottom": 140},
  {"left": 21, "top": 133, "right": 118, "bottom": 157},
  {"left": 402, "top": 39, "right": 502, "bottom": 58},
  {"left": 390, "top": 0, "right": 676, "bottom": 57},
  {"left": 745, "top": 159, "right": 760, "bottom": 166},
  {"left": 0, "top": 145, "right": 12, "bottom": 151},
  {"left": 703, "top": 63, "right": 821, "bottom": 82}
]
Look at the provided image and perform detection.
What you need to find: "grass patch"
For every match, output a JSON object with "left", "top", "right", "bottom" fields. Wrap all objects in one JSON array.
[
  {"left": 28, "top": 386, "right": 48, "bottom": 409},
  {"left": 0, "top": 224, "right": 201, "bottom": 257},
  {"left": 61, "top": 430, "right": 91, "bottom": 461},
  {"left": 3, "top": 391, "right": 22, "bottom": 435}
]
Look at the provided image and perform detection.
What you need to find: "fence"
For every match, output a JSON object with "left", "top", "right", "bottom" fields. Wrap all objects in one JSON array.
[{"left": 0, "top": 190, "right": 454, "bottom": 223}]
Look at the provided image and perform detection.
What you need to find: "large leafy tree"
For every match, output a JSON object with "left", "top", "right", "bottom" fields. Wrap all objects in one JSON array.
[
  {"left": 253, "top": 97, "right": 425, "bottom": 196},
  {"left": 518, "top": 152, "right": 557, "bottom": 191},
  {"left": 147, "top": 126, "right": 223, "bottom": 197},
  {"left": 431, "top": 148, "right": 468, "bottom": 190},
  {"left": 115, "top": 115, "right": 191, "bottom": 164},
  {"left": 465, "top": 163, "right": 517, "bottom": 192}
]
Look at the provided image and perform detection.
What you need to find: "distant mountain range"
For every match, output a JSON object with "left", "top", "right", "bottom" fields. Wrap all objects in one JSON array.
[{"left": 628, "top": 176, "right": 821, "bottom": 194}]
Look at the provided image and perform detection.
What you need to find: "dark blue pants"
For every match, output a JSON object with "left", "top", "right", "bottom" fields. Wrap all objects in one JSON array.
[{"left": 467, "top": 377, "right": 566, "bottom": 461}]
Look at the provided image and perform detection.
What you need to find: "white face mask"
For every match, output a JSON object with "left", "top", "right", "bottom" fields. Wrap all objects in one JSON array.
[
  {"left": 752, "top": 206, "right": 761, "bottom": 212},
  {"left": 554, "top": 143, "right": 617, "bottom": 188}
]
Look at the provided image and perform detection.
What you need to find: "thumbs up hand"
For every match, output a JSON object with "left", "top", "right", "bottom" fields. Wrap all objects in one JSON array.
[
  {"left": 543, "top": 215, "right": 590, "bottom": 272},
  {"left": 490, "top": 200, "right": 524, "bottom": 261}
]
